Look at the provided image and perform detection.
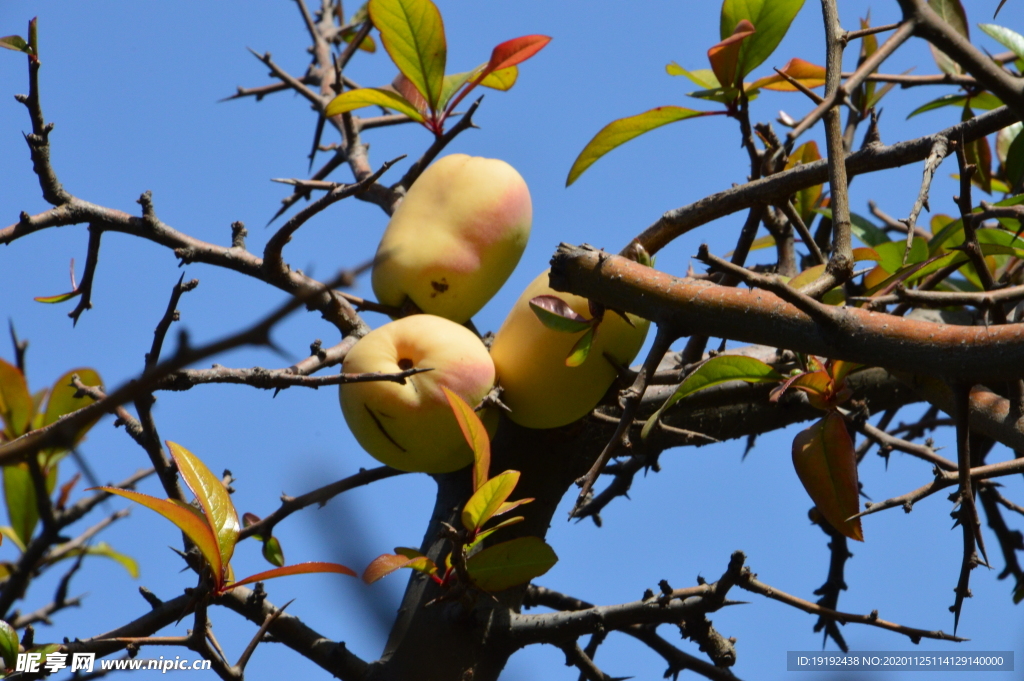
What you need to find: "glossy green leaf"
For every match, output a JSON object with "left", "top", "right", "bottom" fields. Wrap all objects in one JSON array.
[
  {"left": 927, "top": 0, "right": 969, "bottom": 75},
  {"left": 466, "top": 536, "right": 557, "bottom": 592},
  {"left": 567, "top": 106, "right": 710, "bottom": 186},
  {"left": 227, "top": 561, "right": 357, "bottom": 590},
  {"left": 466, "top": 516, "right": 524, "bottom": 554},
  {"left": 907, "top": 93, "right": 967, "bottom": 118},
  {"left": 0, "top": 620, "right": 17, "bottom": 670},
  {"left": 438, "top": 70, "right": 476, "bottom": 111},
  {"left": 564, "top": 326, "right": 595, "bottom": 368},
  {"left": 98, "top": 487, "right": 222, "bottom": 582},
  {"left": 642, "top": 356, "right": 783, "bottom": 440},
  {"left": 442, "top": 386, "right": 490, "bottom": 492},
  {"left": 324, "top": 87, "right": 425, "bottom": 122},
  {"left": 529, "top": 296, "right": 591, "bottom": 333},
  {"left": 33, "top": 290, "right": 81, "bottom": 304},
  {"left": 792, "top": 412, "right": 863, "bottom": 541},
  {"left": 708, "top": 19, "right": 755, "bottom": 89},
  {"left": 720, "top": 0, "right": 806, "bottom": 80},
  {"left": 363, "top": 552, "right": 436, "bottom": 583},
  {"left": 167, "top": 441, "right": 239, "bottom": 569},
  {"left": 979, "top": 23, "right": 1024, "bottom": 62},
  {"left": 49, "top": 541, "right": 140, "bottom": 578},
  {"left": 966, "top": 125, "right": 993, "bottom": 194},
  {"left": 873, "top": 237, "right": 929, "bottom": 274},
  {"left": 0, "top": 358, "right": 32, "bottom": 439},
  {"left": 462, "top": 470, "right": 519, "bottom": 532},
  {"left": 493, "top": 497, "right": 533, "bottom": 518},
  {"left": 262, "top": 536, "right": 285, "bottom": 567},
  {"left": 369, "top": 0, "right": 446, "bottom": 109},
  {"left": 4, "top": 464, "right": 37, "bottom": 546}
]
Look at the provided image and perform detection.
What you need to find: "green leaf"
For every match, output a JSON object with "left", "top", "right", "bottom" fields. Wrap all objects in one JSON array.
[
  {"left": 907, "top": 93, "right": 968, "bottom": 118},
  {"left": 442, "top": 386, "right": 490, "bottom": 493},
  {"left": 792, "top": 412, "right": 863, "bottom": 541},
  {"left": 166, "top": 441, "right": 239, "bottom": 570},
  {"left": 979, "top": 23, "right": 1024, "bottom": 62},
  {"left": 42, "top": 368, "right": 103, "bottom": 450},
  {"left": 0, "top": 35, "right": 31, "bottom": 54},
  {"left": 466, "top": 516, "right": 525, "bottom": 554},
  {"left": 996, "top": 121, "right": 1022, "bottom": 166},
  {"left": 324, "top": 87, "right": 426, "bottom": 122},
  {"left": 462, "top": 470, "right": 519, "bottom": 532},
  {"left": 363, "top": 552, "right": 436, "bottom": 583},
  {"left": 0, "top": 620, "right": 17, "bottom": 670},
  {"left": 529, "top": 296, "right": 592, "bottom": 333},
  {"left": 642, "top": 356, "right": 783, "bottom": 440},
  {"left": 564, "top": 325, "right": 595, "bottom": 368},
  {"left": 48, "top": 541, "right": 140, "bottom": 579},
  {"left": 720, "top": 0, "right": 806, "bottom": 80},
  {"left": 873, "top": 237, "right": 929, "bottom": 274},
  {"left": 262, "top": 536, "right": 285, "bottom": 567},
  {"left": 98, "top": 487, "right": 223, "bottom": 582},
  {"left": 666, "top": 64, "right": 719, "bottom": 88},
  {"left": 4, "top": 464, "right": 37, "bottom": 547},
  {"left": 0, "top": 526, "right": 25, "bottom": 553},
  {"left": 227, "top": 561, "right": 357, "bottom": 590},
  {"left": 707, "top": 19, "right": 755, "bottom": 90},
  {"left": 438, "top": 70, "right": 477, "bottom": 111},
  {"left": 340, "top": 27, "right": 377, "bottom": 53},
  {"left": 369, "top": 0, "right": 446, "bottom": 110},
  {"left": 785, "top": 141, "right": 822, "bottom": 225},
  {"left": 1006, "top": 127, "right": 1024, "bottom": 190},
  {"left": 466, "top": 536, "right": 557, "bottom": 592},
  {"left": 0, "top": 358, "right": 32, "bottom": 439},
  {"left": 567, "top": 106, "right": 711, "bottom": 186},
  {"left": 33, "top": 290, "right": 81, "bottom": 304},
  {"left": 927, "top": 0, "right": 970, "bottom": 75}
]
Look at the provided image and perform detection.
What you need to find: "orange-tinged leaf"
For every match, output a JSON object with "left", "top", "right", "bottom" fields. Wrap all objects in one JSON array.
[
  {"left": 482, "top": 35, "right": 551, "bottom": 74},
  {"left": 784, "top": 141, "right": 822, "bottom": 225},
  {"left": 708, "top": 19, "right": 755, "bottom": 89},
  {"left": 0, "top": 358, "right": 32, "bottom": 439},
  {"left": 466, "top": 536, "right": 557, "bottom": 592},
  {"left": 442, "top": 387, "right": 490, "bottom": 492},
  {"left": 33, "top": 290, "right": 81, "bottom": 304},
  {"left": 369, "top": 0, "right": 447, "bottom": 109},
  {"left": 787, "top": 371, "right": 833, "bottom": 410},
  {"left": 493, "top": 497, "right": 533, "bottom": 517},
  {"left": 792, "top": 413, "right": 863, "bottom": 541},
  {"left": 830, "top": 360, "right": 862, "bottom": 386},
  {"left": 227, "top": 561, "right": 357, "bottom": 590},
  {"left": 749, "top": 58, "right": 825, "bottom": 91},
  {"left": 97, "top": 487, "right": 223, "bottom": 578},
  {"left": 363, "top": 552, "right": 437, "bottom": 583},
  {"left": 324, "top": 87, "right": 425, "bottom": 122},
  {"left": 462, "top": 470, "right": 520, "bottom": 532},
  {"left": 567, "top": 106, "right": 713, "bottom": 186},
  {"left": 166, "top": 441, "right": 239, "bottom": 569}
]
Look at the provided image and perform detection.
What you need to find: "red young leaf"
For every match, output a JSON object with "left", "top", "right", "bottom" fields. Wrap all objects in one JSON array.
[
  {"left": 363, "top": 552, "right": 436, "bottom": 583},
  {"left": 483, "top": 35, "right": 551, "bottom": 74},
  {"left": 707, "top": 19, "right": 755, "bottom": 90}
]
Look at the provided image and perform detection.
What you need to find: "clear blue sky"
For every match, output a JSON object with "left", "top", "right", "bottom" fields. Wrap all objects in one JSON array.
[{"left": 2, "top": 1, "right": 1023, "bottom": 679}]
